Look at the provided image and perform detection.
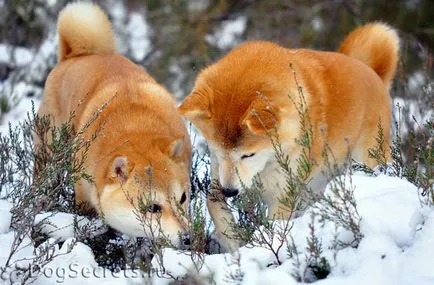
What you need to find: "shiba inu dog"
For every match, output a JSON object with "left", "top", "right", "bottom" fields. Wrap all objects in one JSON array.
[
  {"left": 37, "top": 2, "right": 192, "bottom": 246},
  {"left": 179, "top": 23, "right": 399, "bottom": 250}
]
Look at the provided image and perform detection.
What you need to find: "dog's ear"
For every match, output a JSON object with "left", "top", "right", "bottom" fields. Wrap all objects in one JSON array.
[
  {"left": 178, "top": 90, "right": 211, "bottom": 121},
  {"left": 240, "top": 97, "right": 280, "bottom": 135},
  {"left": 167, "top": 137, "right": 185, "bottom": 159},
  {"left": 155, "top": 137, "right": 187, "bottom": 159},
  {"left": 108, "top": 156, "right": 133, "bottom": 184}
]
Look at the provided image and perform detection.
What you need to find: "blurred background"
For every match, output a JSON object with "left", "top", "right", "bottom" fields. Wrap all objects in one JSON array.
[{"left": 0, "top": 0, "right": 432, "bottom": 160}]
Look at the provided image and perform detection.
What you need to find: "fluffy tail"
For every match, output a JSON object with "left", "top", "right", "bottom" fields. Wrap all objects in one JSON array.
[
  {"left": 57, "top": 2, "right": 115, "bottom": 62},
  {"left": 338, "top": 22, "right": 400, "bottom": 88}
]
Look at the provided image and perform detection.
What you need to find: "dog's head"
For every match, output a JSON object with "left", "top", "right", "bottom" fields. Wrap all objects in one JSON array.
[
  {"left": 179, "top": 89, "right": 277, "bottom": 197},
  {"left": 96, "top": 135, "right": 192, "bottom": 247},
  {"left": 179, "top": 42, "right": 297, "bottom": 197}
]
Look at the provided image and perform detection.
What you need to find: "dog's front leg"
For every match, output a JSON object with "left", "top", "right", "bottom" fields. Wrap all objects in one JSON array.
[
  {"left": 266, "top": 170, "right": 329, "bottom": 220},
  {"left": 260, "top": 166, "right": 295, "bottom": 220},
  {"left": 207, "top": 184, "right": 240, "bottom": 252},
  {"left": 207, "top": 153, "right": 240, "bottom": 252}
]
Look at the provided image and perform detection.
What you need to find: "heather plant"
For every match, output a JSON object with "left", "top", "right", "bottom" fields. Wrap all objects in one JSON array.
[
  {"left": 393, "top": 115, "right": 433, "bottom": 205},
  {"left": 303, "top": 214, "right": 331, "bottom": 281},
  {"left": 312, "top": 149, "right": 363, "bottom": 249},
  {"left": 0, "top": 104, "right": 95, "bottom": 282}
]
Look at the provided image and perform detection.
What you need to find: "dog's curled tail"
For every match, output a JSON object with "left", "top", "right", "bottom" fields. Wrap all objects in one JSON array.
[
  {"left": 57, "top": 2, "right": 115, "bottom": 62},
  {"left": 338, "top": 22, "right": 400, "bottom": 89}
]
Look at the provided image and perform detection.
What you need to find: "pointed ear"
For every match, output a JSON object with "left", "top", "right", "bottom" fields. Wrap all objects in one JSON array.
[
  {"left": 155, "top": 137, "right": 187, "bottom": 159},
  {"left": 167, "top": 137, "right": 185, "bottom": 158},
  {"left": 240, "top": 98, "right": 280, "bottom": 135},
  {"left": 108, "top": 156, "right": 133, "bottom": 184},
  {"left": 178, "top": 91, "right": 211, "bottom": 120}
]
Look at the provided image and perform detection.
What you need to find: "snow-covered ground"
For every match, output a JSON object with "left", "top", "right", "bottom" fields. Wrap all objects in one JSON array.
[
  {"left": 0, "top": 148, "right": 432, "bottom": 284},
  {"left": 0, "top": 2, "right": 433, "bottom": 284}
]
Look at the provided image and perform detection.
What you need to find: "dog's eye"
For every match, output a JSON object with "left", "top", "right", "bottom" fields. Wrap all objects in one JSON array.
[
  {"left": 148, "top": 204, "right": 162, "bottom": 213},
  {"left": 241, "top": 153, "right": 256, "bottom": 159},
  {"left": 180, "top": 192, "right": 187, "bottom": 204}
]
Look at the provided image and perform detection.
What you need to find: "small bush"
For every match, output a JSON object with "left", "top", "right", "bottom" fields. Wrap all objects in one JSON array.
[{"left": 0, "top": 105, "right": 94, "bottom": 282}]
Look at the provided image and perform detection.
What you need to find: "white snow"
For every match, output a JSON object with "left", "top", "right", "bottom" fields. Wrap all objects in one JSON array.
[
  {"left": 393, "top": 97, "right": 433, "bottom": 135},
  {"left": 169, "top": 63, "right": 185, "bottom": 99},
  {"left": 126, "top": 13, "right": 152, "bottom": 62},
  {"left": 407, "top": 71, "right": 425, "bottom": 92},
  {"left": 352, "top": 175, "right": 421, "bottom": 246},
  {"left": 206, "top": 16, "right": 247, "bottom": 50},
  {"left": 46, "top": 0, "right": 57, "bottom": 7},
  {"left": 144, "top": 175, "right": 434, "bottom": 285},
  {"left": 34, "top": 212, "right": 106, "bottom": 241},
  {"left": 0, "top": 44, "right": 33, "bottom": 66},
  {"left": 27, "top": 34, "right": 58, "bottom": 84},
  {"left": 0, "top": 95, "right": 39, "bottom": 133},
  {"left": 0, "top": 230, "right": 34, "bottom": 267},
  {"left": 0, "top": 200, "right": 12, "bottom": 234},
  {"left": 108, "top": 1, "right": 152, "bottom": 62},
  {"left": 312, "top": 17, "right": 324, "bottom": 32}
]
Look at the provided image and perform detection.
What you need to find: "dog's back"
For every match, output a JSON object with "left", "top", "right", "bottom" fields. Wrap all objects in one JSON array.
[{"left": 40, "top": 3, "right": 160, "bottom": 127}]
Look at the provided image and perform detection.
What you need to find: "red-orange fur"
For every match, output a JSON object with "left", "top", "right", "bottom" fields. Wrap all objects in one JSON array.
[
  {"left": 179, "top": 22, "right": 400, "bottom": 251},
  {"left": 37, "top": 2, "right": 191, "bottom": 243},
  {"left": 181, "top": 23, "right": 399, "bottom": 168}
]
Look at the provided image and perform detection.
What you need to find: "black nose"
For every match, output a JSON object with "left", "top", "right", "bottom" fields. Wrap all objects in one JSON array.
[
  {"left": 221, "top": 188, "right": 239, "bottom": 197},
  {"left": 182, "top": 233, "right": 191, "bottom": 246}
]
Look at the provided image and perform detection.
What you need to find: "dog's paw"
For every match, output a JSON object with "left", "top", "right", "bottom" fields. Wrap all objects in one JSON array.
[
  {"left": 206, "top": 232, "right": 224, "bottom": 254},
  {"left": 292, "top": 210, "right": 305, "bottom": 219},
  {"left": 206, "top": 231, "right": 241, "bottom": 254}
]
